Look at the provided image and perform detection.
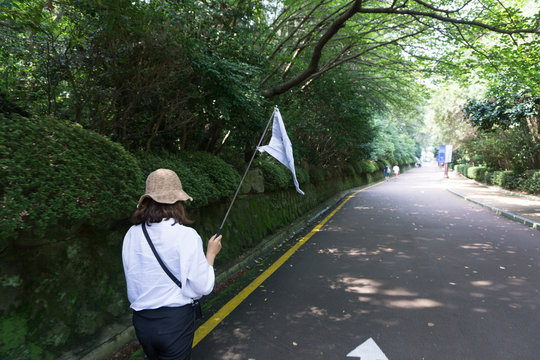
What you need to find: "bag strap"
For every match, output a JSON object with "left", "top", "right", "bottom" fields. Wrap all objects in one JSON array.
[{"left": 142, "top": 222, "right": 182, "bottom": 289}]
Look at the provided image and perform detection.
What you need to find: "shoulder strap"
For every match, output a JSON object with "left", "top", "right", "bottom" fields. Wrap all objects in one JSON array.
[{"left": 141, "top": 222, "right": 182, "bottom": 289}]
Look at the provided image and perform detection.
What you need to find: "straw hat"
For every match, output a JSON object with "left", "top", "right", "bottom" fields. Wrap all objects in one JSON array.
[{"left": 137, "top": 169, "right": 192, "bottom": 207}]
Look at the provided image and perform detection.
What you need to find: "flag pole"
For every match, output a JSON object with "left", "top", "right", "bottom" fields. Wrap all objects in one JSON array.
[{"left": 215, "top": 106, "right": 277, "bottom": 237}]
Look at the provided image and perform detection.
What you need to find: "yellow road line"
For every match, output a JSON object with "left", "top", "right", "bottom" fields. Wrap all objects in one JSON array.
[{"left": 193, "top": 182, "right": 382, "bottom": 347}]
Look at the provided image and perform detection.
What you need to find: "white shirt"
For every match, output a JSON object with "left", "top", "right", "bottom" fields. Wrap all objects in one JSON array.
[{"left": 122, "top": 219, "right": 215, "bottom": 311}]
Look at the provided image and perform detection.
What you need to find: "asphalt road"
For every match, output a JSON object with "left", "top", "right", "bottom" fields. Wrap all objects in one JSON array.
[{"left": 192, "top": 166, "right": 540, "bottom": 360}]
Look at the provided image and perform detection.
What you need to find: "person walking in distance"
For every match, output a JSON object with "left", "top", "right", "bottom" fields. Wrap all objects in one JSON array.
[
  {"left": 392, "top": 164, "right": 400, "bottom": 178},
  {"left": 384, "top": 165, "right": 391, "bottom": 181},
  {"left": 122, "top": 168, "right": 222, "bottom": 360}
]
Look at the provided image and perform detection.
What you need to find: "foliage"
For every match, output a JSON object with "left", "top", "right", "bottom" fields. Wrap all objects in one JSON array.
[
  {"left": 0, "top": 113, "right": 142, "bottom": 246},
  {"left": 521, "top": 171, "right": 540, "bottom": 194},
  {"left": 254, "top": 156, "right": 292, "bottom": 192},
  {"left": 259, "top": 0, "right": 539, "bottom": 97},
  {"left": 356, "top": 160, "right": 378, "bottom": 174},
  {"left": 491, "top": 170, "right": 520, "bottom": 189},
  {"left": 462, "top": 92, "right": 540, "bottom": 171},
  {"left": 467, "top": 167, "right": 487, "bottom": 181},
  {"left": 455, "top": 165, "right": 472, "bottom": 177},
  {"left": 137, "top": 151, "right": 241, "bottom": 208}
]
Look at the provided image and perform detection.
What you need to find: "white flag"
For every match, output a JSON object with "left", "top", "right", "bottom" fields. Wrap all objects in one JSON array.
[{"left": 258, "top": 107, "right": 304, "bottom": 195}]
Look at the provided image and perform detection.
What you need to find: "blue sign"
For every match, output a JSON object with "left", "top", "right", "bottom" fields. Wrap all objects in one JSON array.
[{"left": 437, "top": 145, "right": 453, "bottom": 163}]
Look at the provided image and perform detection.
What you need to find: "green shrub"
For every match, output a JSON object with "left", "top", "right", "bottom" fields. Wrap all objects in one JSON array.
[
  {"left": 182, "top": 152, "right": 241, "bottom": 200},
  {"left": 309, "top": 167, "right": 325, "bottom": 184},
  {"left": 455, "top": 164, "right": 471, "bottom": 177},
  {"left": 137, "top": 151, "right": 240, "bottom": 208},
  {"left": 483, "top": 170, "right": 494, "bottom": 184},
  {"left": 296, "top": 166, "right": 310, "bottom": 185},
  {"left": 356, "top": 160, "right": 378, "bottom": 174},
  {"left": 467, "top": 166, "right": 487, "bottom": 180},
  {"left": 520, "top": 170, "right": 540, "bottom": 194},
  {"left": 345, "top": 163, "right": 357, "bottom": 177},
  {"left": 491, "top": 170, "right": 519, "bottom": 189},
  {"left": 0, "top": 114, "right": 142, "bottom": 245},
  {"left": 255, "top": 156, "right": 290, "bottom": 192}
]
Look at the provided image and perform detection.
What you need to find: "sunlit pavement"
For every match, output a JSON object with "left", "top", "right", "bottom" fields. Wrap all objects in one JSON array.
[
  {"left": 444, "top": 166, "right": 540, "bottom": 228},
  {"left": 192, "top": 166, "right": 540, "bottom": 359}
]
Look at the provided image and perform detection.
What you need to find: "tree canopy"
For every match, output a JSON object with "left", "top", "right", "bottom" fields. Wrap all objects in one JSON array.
[{"left": 1, "top": 0, "right": 539, "bottom": 167}]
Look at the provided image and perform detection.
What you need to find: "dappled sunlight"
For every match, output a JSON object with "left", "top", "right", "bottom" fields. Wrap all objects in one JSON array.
[
  {"left": 337, "top": 277, "right": 382, "bottom": 294},
  {"left": 317, "top": 246, "right": 395, "bottom": 259},
  {"left": 328, "top": 313, "right": 353, "bottom": 322},
  {"left": 382, "top": 288, "right": 418, "bottom": 297},
  {"left": 292, "top": 306, "right": 327, "bottom": 318},
  {"left": 384, "top": 298, "right": 443, "bottom": 309},
  {"left": 232, "top": 326, "right": 251, "bottom": 341},
  {"left": 331, "top": 276, "right": 444, "bottom": 310},
  {"left": 471, "top": 280, "right": 507, "bottom": 291},
  {"left": 472, "top": 307, "right": 488, "bottom": 313},
  {"left": 354, "top": 206, "right": 374, "bottom": 210},
  {"left": 460, "top": 243, "right": 494, "bottom": 250}
]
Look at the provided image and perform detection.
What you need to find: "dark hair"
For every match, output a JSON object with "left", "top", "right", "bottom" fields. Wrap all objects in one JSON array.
[{"left": 131, "top": 198, "right": 193, "bottom": 226}]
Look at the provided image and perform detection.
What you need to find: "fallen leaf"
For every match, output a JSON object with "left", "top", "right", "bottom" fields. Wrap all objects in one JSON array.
[{"left": 427, "top": 322, "right": 435, "bottom": 327}]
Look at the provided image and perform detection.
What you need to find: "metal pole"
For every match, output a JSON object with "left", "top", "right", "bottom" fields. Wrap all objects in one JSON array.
[{"left": 215, "top": 107, "right": 276, "bottom": 237}]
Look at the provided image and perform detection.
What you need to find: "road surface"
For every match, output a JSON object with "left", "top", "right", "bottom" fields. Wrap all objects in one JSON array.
[{"left": 192, "top": 166, "right": 540, "bottom": 360}]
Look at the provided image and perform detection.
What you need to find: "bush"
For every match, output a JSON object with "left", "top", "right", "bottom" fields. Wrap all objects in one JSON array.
[
  {"left": 356, "top": 160, "right": 378, "bottom": 174},
  {"left": 137, "top": 151, "right": 240, "bottom": 208},
  {"left": 296, "top": 166, "right": 310, "bottom": 185},
  {"left": 520, "top": 171, "right": 540, "bottom": 194},
  {"left": 484, "top": 170, "right": 494, "bottom": 184},
  {"left": 0, "top": 114, "right": 142, "bottom": 245},
  {"left": 491, "top": 170, "right": 519, "bottom": 189},
  {"left": 182, "top": 152, "right": 241, "bottom": 200},
  {"left": 255, "top": 156, "right": 290, "bottom": 192},
  {"left": 467, "top": 166, "right": 487, "bottom": 180},
  {"left": 455, "top": 164, "right": 471, "bottom": 177},
  {"left": 309, "top": 167, "right": 325, "bottom": 184}
]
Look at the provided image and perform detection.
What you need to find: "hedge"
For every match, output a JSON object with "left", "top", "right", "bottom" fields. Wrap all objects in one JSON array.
[
  {"left": 467, "top": 166, "right": 487, "bottom": 181},
  {"left": 0, "top": 113, "right": 144, "bottom": 359},
  {"left": 521, "top": 171, "right": 540, "bottom": 194},
  {"left": 454, "top": 164, "right": 540, "bottom": 194},
  {"left": 0, "top": 114, "right": 142, "bottom": 247},
  {"left": 136, "top": 151, "right": 241, "bottom": 208}
]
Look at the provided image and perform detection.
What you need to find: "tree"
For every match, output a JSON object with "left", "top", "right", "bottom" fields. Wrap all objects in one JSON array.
[
  {"left": 463, "top": 90, "right": 540, "bottom": 170},
  {"left": 258, "top": 0, "right": 540, "bottom": 98}
]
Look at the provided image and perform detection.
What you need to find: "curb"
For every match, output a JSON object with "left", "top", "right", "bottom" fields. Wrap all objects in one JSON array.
[{"left": 447, "top": 188, "right": 540, "bottom": 231}]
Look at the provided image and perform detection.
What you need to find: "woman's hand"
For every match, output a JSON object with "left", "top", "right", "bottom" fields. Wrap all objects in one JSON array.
[{"left": 206, "top": 234, "right": 222, "bottom": 266}]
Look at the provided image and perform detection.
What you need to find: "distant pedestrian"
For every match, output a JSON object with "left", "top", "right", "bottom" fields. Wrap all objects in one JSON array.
[
  {"left": 384, "top": 165, "right": 391, "bottom": 181},
  {"left": 393, "top": 165, "right": 400, "bottom": 178},
  {"left": 123, "top": 168, "right": 222, "bottom": 360}
]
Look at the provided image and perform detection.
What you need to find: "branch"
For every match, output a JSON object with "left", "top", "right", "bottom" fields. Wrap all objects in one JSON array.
[
  {"left": 261, "top": 1, "right": 540, "bottom": 98},
  {"left": 357, "top": 6, "right": 540, "bottom": 35},
  {"left": 261, "top": 0, "right": 362, "bottom": 98},
  {"left": 411, "top": 0, "right": 474, "bottom": 15},
  {"left": 269, "top": 0, "right": 327, "bottom": 60}
]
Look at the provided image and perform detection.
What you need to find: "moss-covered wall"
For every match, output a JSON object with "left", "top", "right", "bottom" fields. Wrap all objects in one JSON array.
[{"left": 192, "top": 171, "right": 372, "bottom": 265}]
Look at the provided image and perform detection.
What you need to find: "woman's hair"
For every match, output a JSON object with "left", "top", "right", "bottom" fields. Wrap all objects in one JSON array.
[{"left": 131, "top": 198, "right": 193, "bottom": 226}]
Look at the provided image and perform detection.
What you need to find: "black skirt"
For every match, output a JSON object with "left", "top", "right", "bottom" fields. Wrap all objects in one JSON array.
[{"left": 133, "top": 304, "right": 195, "bottom": 360}]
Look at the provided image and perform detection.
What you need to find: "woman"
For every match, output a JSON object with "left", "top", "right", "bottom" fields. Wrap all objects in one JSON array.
[{"left": 122, "top": 168, "right": 222, "bottom": 359}]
